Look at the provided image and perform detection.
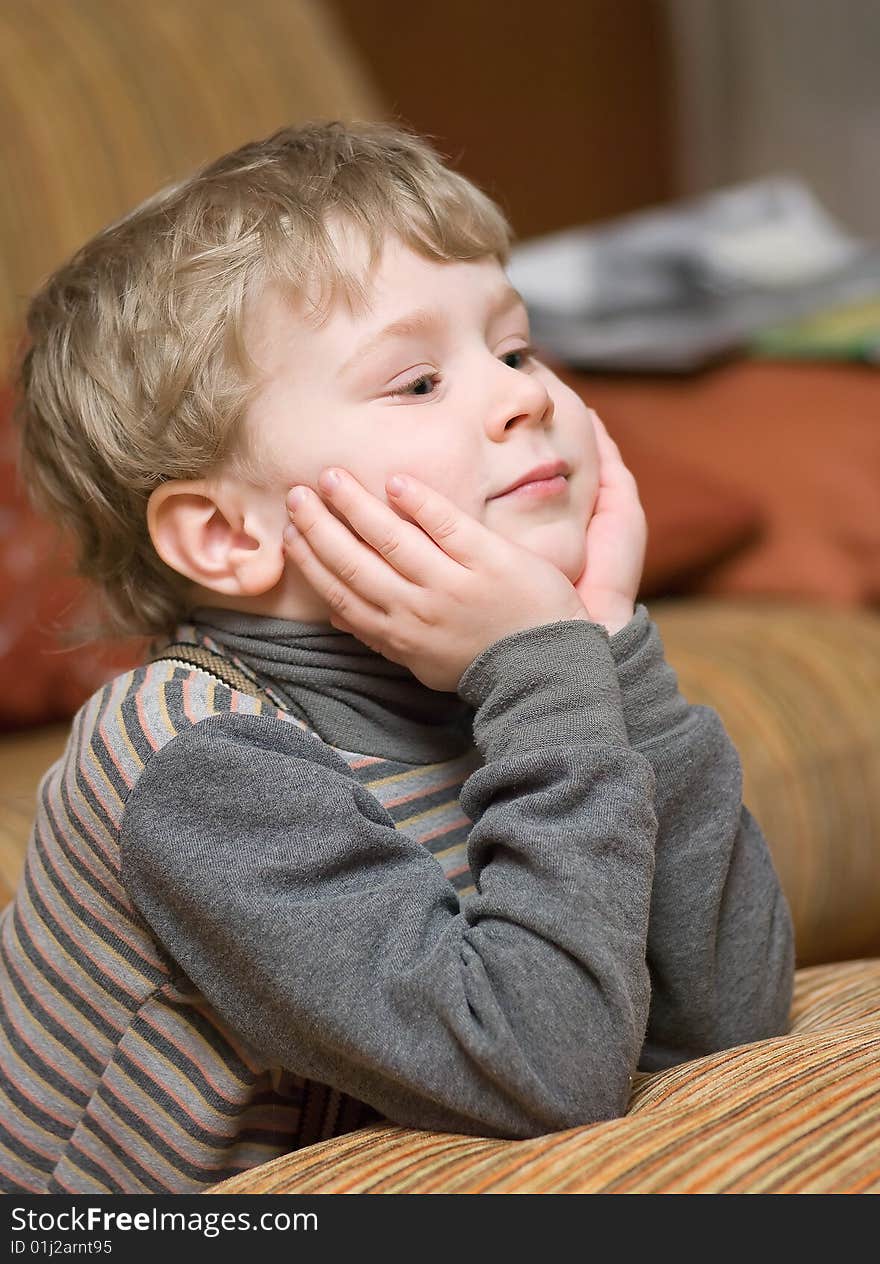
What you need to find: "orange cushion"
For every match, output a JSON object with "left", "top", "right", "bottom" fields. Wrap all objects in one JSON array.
[
  {"left": 545, "top": 358, "right": 767, "bottom": 599},
  {"left": 615, "top": 429, "right": 764, "bottom": 598},
  {"left": 0, "top": 382, "right": 144, "bottom": 731},
  {"left": 555, "top": 359, "right": 880, "bottom": 607}
]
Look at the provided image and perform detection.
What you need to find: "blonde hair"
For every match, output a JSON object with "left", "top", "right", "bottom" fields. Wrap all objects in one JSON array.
[{"left": 14, "top": 118, "right": 514, "bottom": 643}]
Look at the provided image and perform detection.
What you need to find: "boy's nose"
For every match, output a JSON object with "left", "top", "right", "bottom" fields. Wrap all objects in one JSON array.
[{"left": 485, "top": 365, "right": 554, "bottom": 437}]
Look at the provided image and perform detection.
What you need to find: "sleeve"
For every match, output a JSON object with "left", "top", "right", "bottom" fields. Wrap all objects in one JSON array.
[
  {"left": 608, "top": 605, "right": 796, "bottom": 1072},
  {"left": 120, "top": 618, "right": 658, "bottom": 1141}
]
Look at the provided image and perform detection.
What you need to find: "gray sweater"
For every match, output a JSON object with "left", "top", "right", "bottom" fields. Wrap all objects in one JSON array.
[{"left": 121, "top": 604, "right": 795, "bottom": 1140}]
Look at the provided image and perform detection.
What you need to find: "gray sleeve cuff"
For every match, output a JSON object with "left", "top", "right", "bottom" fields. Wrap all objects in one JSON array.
[
  {"left": 456, "top": 618, "right": 630, "bottom": 758},
  {"left": 608, "top": 603, "right": 691, "bottom": 748}
]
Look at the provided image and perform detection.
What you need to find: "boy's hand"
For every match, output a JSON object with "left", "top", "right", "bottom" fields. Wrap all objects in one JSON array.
[
  {"left": 572, "top": 412, "right": 647, "bottom": 636},
  {"left": 283, "top": 468, "right": 591, "bottom": 692}
]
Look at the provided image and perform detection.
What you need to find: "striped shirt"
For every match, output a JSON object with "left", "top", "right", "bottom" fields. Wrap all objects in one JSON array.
[{"left": 1, "top": 622, "right": 464, "bottom": 1192}]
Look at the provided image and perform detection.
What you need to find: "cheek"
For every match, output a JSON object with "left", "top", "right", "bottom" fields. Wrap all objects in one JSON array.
[
  {"left": 582, "top": 442, "right": 601, "bottom": 518},
  {"left": 382, "top": 449, "right": 475, "bottom": 509},
  {"left": 555, "top": 394, "right": 601, "bottom": 518},
  {"left": 552, "top": 379, "right": 599, "bottom": 459},
  {"left": 338, "top": 447, "right": 471, "bottom": 527}
]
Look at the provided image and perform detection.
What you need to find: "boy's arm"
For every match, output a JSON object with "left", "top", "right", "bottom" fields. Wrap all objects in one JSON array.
[
  {"left": 121, "top": 618, "right": 658, "bottom": 1141},
  {"left": 609, "top": 605, "right": 796, "bottom": 1071}
]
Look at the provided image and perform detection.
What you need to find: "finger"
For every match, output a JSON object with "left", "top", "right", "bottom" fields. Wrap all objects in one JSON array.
[
  {"left": 589, "top": 411, "right": 640, "bottom": 498},
  {"left": 286, "top": 484, "right": 415, "bottom": 613},
  {"left": 283, "top": 510, "right": 397, "bottom": 630},
  {"left": 590, "top": 411, "right": 626, "bottom": 471},
  {"left": 383, "top": 472, "right": 490, "bottom": 570},
  {"left": 302, "top": 468, "right": 454, "bottom": 589},
  {"left": 302, "top": 467, "right": 486, "bottom": 579}
]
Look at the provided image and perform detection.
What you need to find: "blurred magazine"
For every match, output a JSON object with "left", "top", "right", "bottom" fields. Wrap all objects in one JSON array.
[
  {"left": 749, "top": 298, "right": 880, "bottom": 363},
  {"left": 507, "top": 177, "right": 880, "bottom": 372}
]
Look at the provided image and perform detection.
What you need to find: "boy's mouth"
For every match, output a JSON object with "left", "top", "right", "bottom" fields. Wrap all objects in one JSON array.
[
  {"left": 491, "top": 474, "right": 569, "bottom": 503},
  {"left": 489, "top": 459, "right": 570, "bottom": 500}
]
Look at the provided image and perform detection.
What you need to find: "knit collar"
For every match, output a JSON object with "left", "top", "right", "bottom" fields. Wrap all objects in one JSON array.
[{"left": 185, "top": 606, "right": 475, "bottom": 764}]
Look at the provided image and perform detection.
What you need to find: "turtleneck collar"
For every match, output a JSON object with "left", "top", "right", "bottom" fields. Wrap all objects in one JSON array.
[{"left": 188, "top": 606, "right": 475, "bottom": 764}]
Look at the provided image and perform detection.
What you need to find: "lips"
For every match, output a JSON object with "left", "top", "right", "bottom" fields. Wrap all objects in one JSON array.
[{"left": 490, "top": 459, "right": 570, "bottom": 499}]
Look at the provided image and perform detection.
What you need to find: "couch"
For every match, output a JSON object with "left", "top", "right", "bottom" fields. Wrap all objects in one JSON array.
[{"left": 1, "top": 0, "right": 878, "bottom": 1194}]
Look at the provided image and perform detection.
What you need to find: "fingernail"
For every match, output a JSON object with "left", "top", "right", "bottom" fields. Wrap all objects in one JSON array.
[
  {"left": 288, "top": 487, "right": 306, "bottom": 510},
  {"left": 387, "top": 474, "right": 407, "bottom": 496},
  {"left": 283, "top": 523, "right": 299, "bottom": 545},
  {"left": 319, "top": 468, "right": 340, "bottom": 493}
]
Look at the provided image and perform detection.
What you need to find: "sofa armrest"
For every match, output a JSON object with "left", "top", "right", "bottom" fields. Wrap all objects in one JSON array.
[
  {"left": 205, "top": 958, "right": 880, "bottom": 1194},
  {"left": 650, "top": 598, "right": 880, "bottom": 967}
]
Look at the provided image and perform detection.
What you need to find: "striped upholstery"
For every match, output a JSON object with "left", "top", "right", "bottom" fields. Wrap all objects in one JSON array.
[
  {"left": 207, "top": 959, "right": 880, "bottom": 1194},
  {"left": 651, "top": 599, "right": 880, "bottom": 966},
  {"left": 0, "top": 0, "right": 384, "bottom": 362}
]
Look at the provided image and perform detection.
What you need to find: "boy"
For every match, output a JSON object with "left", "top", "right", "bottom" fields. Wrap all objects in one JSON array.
[{"left": 1, "top": 120, "right": 794, "bottom": 1195}]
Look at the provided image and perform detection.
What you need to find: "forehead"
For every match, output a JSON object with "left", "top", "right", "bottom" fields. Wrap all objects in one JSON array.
[
  {"left": 248, "top": 231, "right": 512, "bottom": 371},
  {"left": 324, "top": 218, "right": 508, "bottom": 308}
]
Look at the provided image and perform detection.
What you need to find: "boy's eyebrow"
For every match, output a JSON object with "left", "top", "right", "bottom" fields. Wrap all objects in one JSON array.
[{"left": 338, "top": 284, "right": 527, "bottom": 377}]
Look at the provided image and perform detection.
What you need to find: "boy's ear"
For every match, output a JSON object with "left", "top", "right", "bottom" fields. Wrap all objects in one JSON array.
[{"left": 147, "top": 478, "right": 285, "bottom": 597}]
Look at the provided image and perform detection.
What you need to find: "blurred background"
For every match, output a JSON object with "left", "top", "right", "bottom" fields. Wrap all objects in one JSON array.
[{"left": 0, "top": 0, "right": 878, "bottom": 739}]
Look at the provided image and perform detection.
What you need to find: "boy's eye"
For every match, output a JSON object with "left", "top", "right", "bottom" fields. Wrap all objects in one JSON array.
[
  {"left": 502, "top": 345, "right": 536, "bottom": 371},
  {"left": 389, "top": 372, "right": 439, "bottom": 398},
  {"left": 388, "top": 345, "right": 536, "bottom": 399}
]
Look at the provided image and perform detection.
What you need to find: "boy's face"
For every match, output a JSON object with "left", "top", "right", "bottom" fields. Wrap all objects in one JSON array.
[{"left": 239, "top": 230, "right": 600, "bottom": 619}]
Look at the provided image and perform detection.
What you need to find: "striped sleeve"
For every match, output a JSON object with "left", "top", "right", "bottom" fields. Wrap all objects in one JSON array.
[{"left": 0, "top": 662, "right": 327, "bottom": 1195}]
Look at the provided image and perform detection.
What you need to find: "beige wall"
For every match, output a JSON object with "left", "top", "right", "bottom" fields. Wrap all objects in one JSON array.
[{"left": 665, "top": 0, "right": 880, "bottom": 236}]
